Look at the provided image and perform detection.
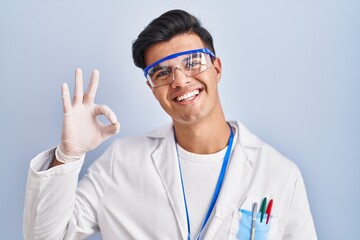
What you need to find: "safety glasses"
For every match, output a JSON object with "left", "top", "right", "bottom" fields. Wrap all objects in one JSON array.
[{"left": 144, "top": 48, "right": 215, "bottom": 88}]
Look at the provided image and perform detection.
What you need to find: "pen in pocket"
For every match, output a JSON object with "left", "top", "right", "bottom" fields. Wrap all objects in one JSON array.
[
  {"left": 259, "top": 197, "right": 274, "bottom": 225},
  {"left": 250, "top": 202, "right": 258, "bottom": 240},
  {"left": 265, "top": 199, "right": 273, "bottom": 224}
]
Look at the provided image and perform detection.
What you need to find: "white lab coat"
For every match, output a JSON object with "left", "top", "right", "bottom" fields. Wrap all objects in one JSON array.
[{"left": 23, "top": 121, "right": 317, "bottom": 240}]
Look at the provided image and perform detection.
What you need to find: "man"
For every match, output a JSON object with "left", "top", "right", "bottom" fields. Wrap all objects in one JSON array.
[{"left": 23, "top": 9, "right": 317, "bottom": 240}]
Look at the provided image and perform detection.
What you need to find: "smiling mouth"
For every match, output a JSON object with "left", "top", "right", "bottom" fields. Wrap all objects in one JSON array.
[{"left": 174, "top": 89, "right": 201, "bottom": 102}]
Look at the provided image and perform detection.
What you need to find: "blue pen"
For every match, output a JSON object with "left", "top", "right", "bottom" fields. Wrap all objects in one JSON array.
[{"left": 250, "top": 202, "right": 258, "bottom": 240}]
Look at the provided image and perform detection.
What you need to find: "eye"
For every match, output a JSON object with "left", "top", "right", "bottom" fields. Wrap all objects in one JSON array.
[
  {"left": 154, "top": 69, "right": 171, "bottom": 80},
  {"left": 185, "top": 60, "right": 202, "bottom": 69},
  {"left": 189, "top": 61, "right": 200, "bottom": 67}
]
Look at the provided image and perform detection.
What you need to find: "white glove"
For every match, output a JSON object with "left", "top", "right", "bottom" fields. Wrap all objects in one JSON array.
[{"left": 56, "top": 69, "right": 120, "bottom": 163}]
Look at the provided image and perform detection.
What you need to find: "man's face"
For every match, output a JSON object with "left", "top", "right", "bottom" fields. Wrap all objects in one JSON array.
[{"left": 144, "top": 33, "right": 222, "bottom": 126}]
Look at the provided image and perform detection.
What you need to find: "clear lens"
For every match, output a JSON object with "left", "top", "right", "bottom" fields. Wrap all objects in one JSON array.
[{"left": 146, "top": 51, "right": 212, "bottom": 87}]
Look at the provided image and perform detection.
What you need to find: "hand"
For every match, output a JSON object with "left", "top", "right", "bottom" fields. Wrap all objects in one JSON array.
[{"left": 59, "top": 68, "right": 120, "bottom": 157}]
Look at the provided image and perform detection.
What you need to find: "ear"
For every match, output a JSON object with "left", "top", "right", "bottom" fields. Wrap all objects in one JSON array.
[{"left": 213, "top": 57, "right": 222, "bottom": 82}]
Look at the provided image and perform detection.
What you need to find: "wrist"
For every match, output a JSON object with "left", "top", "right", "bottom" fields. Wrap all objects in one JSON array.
[{"left": 55, "top": 144, "right": 85, "bottom": 164}]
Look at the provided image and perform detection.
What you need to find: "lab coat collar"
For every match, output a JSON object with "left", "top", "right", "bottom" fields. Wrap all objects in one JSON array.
[{"left": 234, "top": 121, "right": 263, "bottom": 149}]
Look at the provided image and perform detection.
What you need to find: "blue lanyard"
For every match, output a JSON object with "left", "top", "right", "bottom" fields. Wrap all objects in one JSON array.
[{"left": 175, "top": 123, "right": 234, "bottom": 240}]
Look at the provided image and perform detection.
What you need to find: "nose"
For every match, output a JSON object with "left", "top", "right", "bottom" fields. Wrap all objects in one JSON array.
[{"left": 171, "top": 66, "right": 191, "bottom": 88}]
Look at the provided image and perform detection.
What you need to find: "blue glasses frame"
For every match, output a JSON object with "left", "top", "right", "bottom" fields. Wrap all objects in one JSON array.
[{"left": 143, "top": 48, "right": 216, "bottom": 78}]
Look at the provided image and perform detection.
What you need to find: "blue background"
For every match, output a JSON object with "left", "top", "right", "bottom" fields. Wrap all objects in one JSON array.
[{"left": 1, "top": 0, "right": 359, "bottom": 239}]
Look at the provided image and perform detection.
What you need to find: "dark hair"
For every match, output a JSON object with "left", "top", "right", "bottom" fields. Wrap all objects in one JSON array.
[{"left": 132, "top": 9, "right": 215, "bottom": 69}]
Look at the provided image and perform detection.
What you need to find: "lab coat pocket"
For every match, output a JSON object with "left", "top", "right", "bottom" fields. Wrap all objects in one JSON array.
[{"left": 237, "top": 209, "right": 271, "bottom": 240}]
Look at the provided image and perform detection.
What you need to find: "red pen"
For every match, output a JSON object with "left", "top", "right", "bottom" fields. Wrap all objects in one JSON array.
[{"left": 266, "top": 199, "right": 273, "bottom": 224}]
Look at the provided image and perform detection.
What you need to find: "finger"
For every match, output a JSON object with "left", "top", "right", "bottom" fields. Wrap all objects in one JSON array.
[
  {"left": 93, "top": 104, "right": 118, "bottom": 124},
  {"left": 73, "top": 68, "right": 84, "bottom": 105},
  {"left": 84, "top": 69, "right": 99, "bottom": 104},
  {"left": 100, "top": 122, "right": 120, "bottom": 139},
  {"left": 61, "top": 83, "right": 73, "bottom": 114}
]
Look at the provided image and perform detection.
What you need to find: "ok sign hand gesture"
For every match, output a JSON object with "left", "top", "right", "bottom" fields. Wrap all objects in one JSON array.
[{"left": 58, "top": 69, "right": 120, "bottom": 160}]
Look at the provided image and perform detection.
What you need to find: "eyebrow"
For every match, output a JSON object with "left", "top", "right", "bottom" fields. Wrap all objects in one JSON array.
[{"left": 182, "top": 53, "right": 201, "bottom": 62}]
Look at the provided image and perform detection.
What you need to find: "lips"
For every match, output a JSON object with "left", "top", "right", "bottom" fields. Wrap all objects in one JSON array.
[{"left": 174, "top": 89, "right": 201, "bottom": 102}]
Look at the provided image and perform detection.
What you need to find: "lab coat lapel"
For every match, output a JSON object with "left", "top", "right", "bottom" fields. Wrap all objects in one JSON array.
[
  {"left": 150, "top": 125, "right": 188, "bottom": 240},
  {"left": 203, "top": 121, "right": 261, "bottom": 239}
]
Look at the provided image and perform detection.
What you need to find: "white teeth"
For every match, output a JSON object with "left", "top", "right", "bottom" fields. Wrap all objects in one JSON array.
[{"left": 176, "top": 89, "right": 200, "bottom": 102}]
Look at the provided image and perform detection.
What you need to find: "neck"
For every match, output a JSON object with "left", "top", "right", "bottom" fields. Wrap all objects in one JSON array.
[{"left": 173, "top": 117, "right": 231, "bottom": 154}]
